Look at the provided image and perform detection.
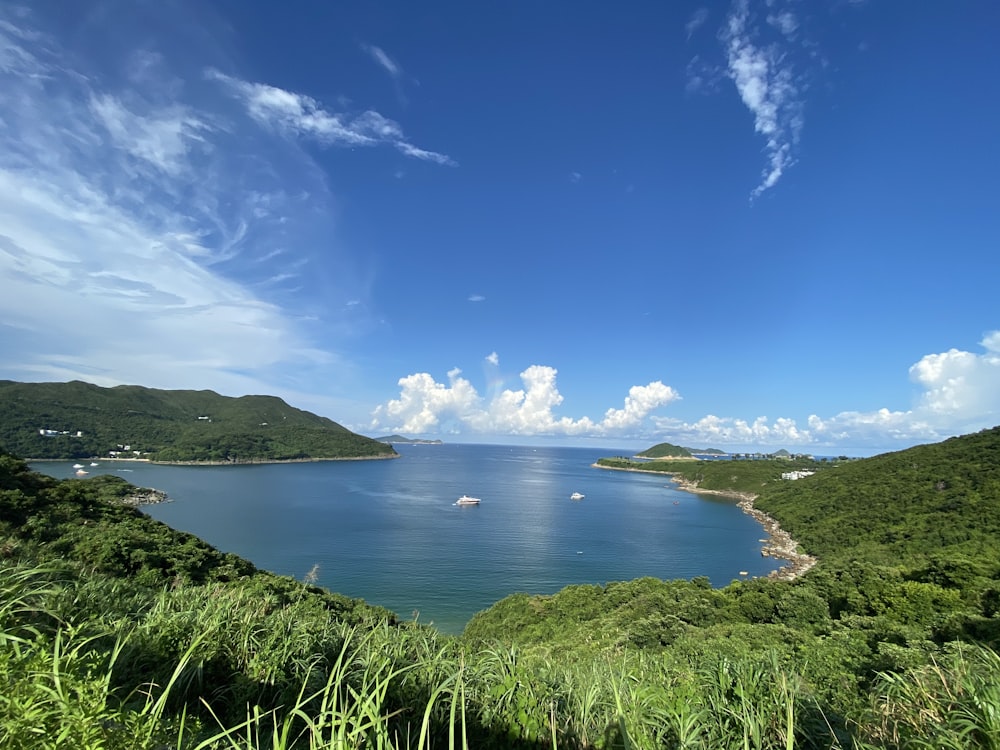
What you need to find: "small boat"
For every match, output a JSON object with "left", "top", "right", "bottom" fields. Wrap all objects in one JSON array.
[
  {"left": 75, "top": 469, "right": 88, "bottom": 476},
  {"left": 455, "top": 495, "right": 481, "bottom": 505},
  {"left": 89, "top": 462, "right": 99, "bottom": 467},
  {"left": 73, "top": 463, "right": 84, "bottom": 469},
  {"left": 570, "top": 492, "right": 585, "bottom": 500}
]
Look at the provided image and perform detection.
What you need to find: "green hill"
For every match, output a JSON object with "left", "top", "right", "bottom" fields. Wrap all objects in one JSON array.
[
  {"left": 635, "top": 441, "right": 693, "bottom": 458},
  {"left": 0, "top": 379, "right": 396, "bottom": 462}
]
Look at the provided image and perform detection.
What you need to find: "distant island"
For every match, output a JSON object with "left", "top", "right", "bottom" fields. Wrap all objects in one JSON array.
[
  {"left": 375, "top": 434, "right": 444, "bottom": 445},
  {"left": 634, "top": 442, "right": 694, "bottom": 459},
  {"left": 0, "top": 379, "right": 397, "bottom": 463}
]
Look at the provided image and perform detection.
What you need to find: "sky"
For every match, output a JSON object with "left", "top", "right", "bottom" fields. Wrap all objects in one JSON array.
[{"left": 1, "top": 1, "right": 998, "bottom": 455}]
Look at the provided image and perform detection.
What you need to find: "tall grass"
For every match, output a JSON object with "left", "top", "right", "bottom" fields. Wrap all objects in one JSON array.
[{"left": 3, "top": 560, "right": 999, "bottom": 749}]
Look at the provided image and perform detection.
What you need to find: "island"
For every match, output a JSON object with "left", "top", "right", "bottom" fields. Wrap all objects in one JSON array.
[{"left": 375, "top": 434, "right": 444, "bottom": 445}]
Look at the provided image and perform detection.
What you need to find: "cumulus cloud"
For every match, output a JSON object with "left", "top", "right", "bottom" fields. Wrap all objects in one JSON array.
[
  {"left": 909, "top": 333, "right": 1000, "bottom": 419},
  {"left": 653, "top": 332, "right": 1000, "bottom": 451},
  {"left": 371, "top": 363, "right": 678, "bottom": 437},
  {"left": 372, "top": 334, "right": 1000, "bottom": 449}
]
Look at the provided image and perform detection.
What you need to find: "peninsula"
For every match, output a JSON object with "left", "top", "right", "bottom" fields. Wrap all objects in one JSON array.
[
  {"left": 0, "top": 379, "right": 396, "bottom": 463},
  {"left": 594, "top": 453, "right": 822, "bottom": 579}
]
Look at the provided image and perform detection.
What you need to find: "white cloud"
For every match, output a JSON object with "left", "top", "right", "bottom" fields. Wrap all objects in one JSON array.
[
  {"left": 363, "top": 44, "right": 401, "bottom": 79},
  {"left": 208, "top": 69, "right": 455, "bottom": 165},
  {"left": 371, "top": 362, "right": 678, "bottom": 437},
  {"left": 89, "top": 93, "right": 211, "bottom": 177},
  {"left": 686, "top": 8, "right": 710, "bottom": 39},
  {"left": 766, "top": 11, "right": 798, "bottom": 38},
  {"left": 652, "top": 332, "right": 1000, "bottom": 451},
  {"left": 372, "top": 333, "right": 1000, "bottom": 449},
  {"left": 0, "top": 8, "right": 375, "bottom": 401},
  {"left": 468, "top": 294, "right": 486, "bottom": 302},
  {"left": 909, "top": 333, "right": 1000, "bottom": 419},
  {"left": 721, "top": 0, "right": 805, "bottom": 198}
]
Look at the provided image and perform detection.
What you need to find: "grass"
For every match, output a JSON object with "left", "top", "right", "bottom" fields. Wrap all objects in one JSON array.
[{"left": 3, "top": 556, "right": 999, "bottom": 749}]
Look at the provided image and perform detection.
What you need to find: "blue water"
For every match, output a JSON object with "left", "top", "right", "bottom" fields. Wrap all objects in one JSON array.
[{"left": 33, "top": 444, "right": 784, "bottom": 634}]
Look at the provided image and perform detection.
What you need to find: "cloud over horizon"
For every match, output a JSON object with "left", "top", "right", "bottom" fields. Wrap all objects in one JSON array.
[
  {"left": 373, "top": 334, "right": 1000, "bottom": 450},
  {"left": 370, "top": 364, "right": 679, "bottom": 437}
]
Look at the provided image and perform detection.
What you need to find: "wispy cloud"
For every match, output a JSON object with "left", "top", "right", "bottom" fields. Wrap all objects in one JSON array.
[
  {"left": 721, "top": 0, "right": 805, "bottom": 198},
  {"left": 468, "top": 294, "right": 486, "bottom": 302},
  {"left": 0, "top": 6, "right": 404, "bottom": 399},
  {"left": 362, "top": 44, "right": 401, "bottom": 80},
  {"left": 686, "top": 8, "right": 710, "bottom": 39},
  {"left": 208, "top": 70, "right": 455, "bottom": 165}
]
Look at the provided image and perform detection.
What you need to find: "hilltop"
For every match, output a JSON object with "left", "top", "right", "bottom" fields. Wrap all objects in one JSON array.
[
  {"left": 634, "top": 441, "right": 693, "bottom": 459},
  {"left": 0, "top": 380, "right": 396, "bottom": 462}
]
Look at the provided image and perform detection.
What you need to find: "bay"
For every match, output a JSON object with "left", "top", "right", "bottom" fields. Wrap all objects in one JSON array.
[{"left": 33, "top": 443, "right": 785, "bottom": 634}]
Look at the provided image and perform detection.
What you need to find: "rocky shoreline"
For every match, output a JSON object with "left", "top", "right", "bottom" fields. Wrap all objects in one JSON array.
[
  {"left": 147, "top": 453, "right": 400, "bottom": 466},
  {"left": 119, "top": 487, "right": 171, "bottom": 507},
  {"left": 592, "top": 463, "right": 818, "bottom": 581}
]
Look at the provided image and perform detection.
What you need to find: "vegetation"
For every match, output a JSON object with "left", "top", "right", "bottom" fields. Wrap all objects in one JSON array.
[
  {"left": 635, "top": 442, "right": 692, "bottom": 459},
  {"left": 0, "top": 379, "right": 396, "bottom": 462},
  {"left": 595, "top": 454, "right": 825, "bottom": 495},
  {"left": 2, "top": 426, "right": 1000, "bottom": 748}
]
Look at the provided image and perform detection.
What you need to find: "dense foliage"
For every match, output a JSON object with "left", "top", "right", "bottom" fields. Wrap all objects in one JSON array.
[
  {"left": 595, "top": 455, "right": 825, "bottom": 495},
  {"left": 2, "top": 429, "right": 1000, "bottom": 748},
  {"left": 635, "top": 442, "right": 693, "bottom": 458},
  {"left": 0, "top": 379, "right": 396, "bottom": 461}
]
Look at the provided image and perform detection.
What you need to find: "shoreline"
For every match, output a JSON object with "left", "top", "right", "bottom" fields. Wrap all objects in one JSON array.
[
  {"left": 592, "top": 463, "right": 817, "bottom": 581},
  {"left": 28, "top": 454, "right": 400, "bottom": 466}
]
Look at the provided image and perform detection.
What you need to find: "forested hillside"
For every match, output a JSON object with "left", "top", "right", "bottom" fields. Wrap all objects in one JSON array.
[
  {"left": 635, "top": 441, "right": 692, "bottom": 458},
  {"left": 0, "top": 379, "right": 396, "bottom": 461},
  {"left": 2, "top": 430, "right": 1000, "bottom": 748}
]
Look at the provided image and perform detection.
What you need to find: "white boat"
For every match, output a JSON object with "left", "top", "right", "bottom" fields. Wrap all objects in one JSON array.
[
  {"left": 75, "top": 469, "right": 88, "bottom": 476},
  {"left": 73, "top": 463, "right": 84, "bottom": 469},
  {"left": 570, "top": 492, "right": 585, "bottom": 500},
  {"left": 455, "top": 495, "right": 481, "bottom": 505},
  {"left": 89, "top": 462, "right": 99, "bottom": 467}
]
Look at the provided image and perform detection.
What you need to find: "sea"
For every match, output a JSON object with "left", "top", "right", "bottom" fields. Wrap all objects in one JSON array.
[{"left": 32, "top": 443, "right": 786, "bottom": 634}]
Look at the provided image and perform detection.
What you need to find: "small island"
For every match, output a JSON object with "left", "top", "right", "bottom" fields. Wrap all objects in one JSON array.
[{"left": 375, "top": 434, "right": 444, "bottom": 445}]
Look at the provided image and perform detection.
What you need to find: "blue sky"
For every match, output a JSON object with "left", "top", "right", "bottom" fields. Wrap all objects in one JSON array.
[{"left": 1, "top": 1, "right": 997, "bottom": 455}]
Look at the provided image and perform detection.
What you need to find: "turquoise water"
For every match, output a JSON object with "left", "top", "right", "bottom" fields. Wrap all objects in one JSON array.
[{"left": 34, "top": 444, "right": 784, "bottom": 634}]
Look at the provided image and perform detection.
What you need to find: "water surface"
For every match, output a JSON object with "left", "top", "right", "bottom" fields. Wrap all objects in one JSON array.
[{"left": 35, "top": 444, "right": 783, "bottom": 633}]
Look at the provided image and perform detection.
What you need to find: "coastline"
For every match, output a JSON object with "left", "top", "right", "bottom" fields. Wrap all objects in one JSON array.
[
  {"left": 592, "top": 463, "right": 817, "bottom": 581},
  {"left": 28, "top": 454, "right": 400, "bottom": 466}
]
